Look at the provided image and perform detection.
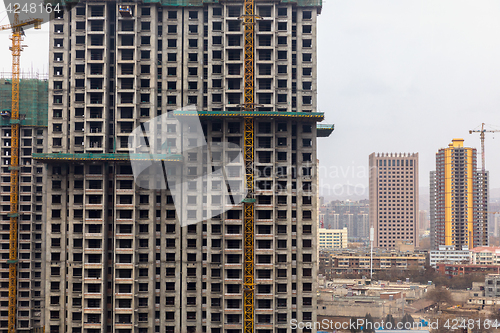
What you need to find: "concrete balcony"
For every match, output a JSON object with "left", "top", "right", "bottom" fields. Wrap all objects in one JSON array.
[
  {"left": 83, "top": 323, "right": 102, "bottom": 329},
  {"left": 115, "top": 307, "right": 133, "bottom": 314}
]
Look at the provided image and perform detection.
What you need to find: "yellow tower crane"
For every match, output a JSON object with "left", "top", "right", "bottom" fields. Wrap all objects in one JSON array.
[
  {"left": 242, "top": 0, "right": 256, "bottom": 332},
  {"left": 469, "top": 123, "right": 500, "bottom": 247},
  {"left": 0, "top": 11, "right": 42, "bottom": 333}
]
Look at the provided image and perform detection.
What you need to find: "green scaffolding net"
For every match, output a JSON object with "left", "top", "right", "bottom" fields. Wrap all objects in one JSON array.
[{"left": 0, "top": 79, "right": 48, "bottom": 127}]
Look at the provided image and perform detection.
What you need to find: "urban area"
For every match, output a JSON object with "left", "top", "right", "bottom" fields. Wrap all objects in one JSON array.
[{"left": 0, "top": 1, "right": 499, "bottom": 333}]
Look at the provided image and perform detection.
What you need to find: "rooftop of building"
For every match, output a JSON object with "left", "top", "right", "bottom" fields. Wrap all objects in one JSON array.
[
  {"left": 370, "top": 152, "right": 418, "bottom": 158},
  {"left": 319, "top": 248, "right": 427, "bottom": 257},
  {"left": 469, "top": 246, "right": 500, "bottom": 253},
  {"left": 486, "top": 274, "right": 500, "bottom": 278}
]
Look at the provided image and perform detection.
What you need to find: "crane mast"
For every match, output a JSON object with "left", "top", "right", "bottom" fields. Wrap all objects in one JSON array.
[
  {"left": 0, "top": 11, "right": 42, "bottom": 333},
  {"left": 242, "top": 0, "right": 255, "bottom": 332},
  {"left": 8, "top": 12, "right": 21, "bottom": 333}
]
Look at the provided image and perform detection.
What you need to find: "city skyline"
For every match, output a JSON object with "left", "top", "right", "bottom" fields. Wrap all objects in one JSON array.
[
  {"left": 1, "top": 1, "right": 500, "bottom": 332},
  {"left": 3, "top": 1, "right": 500, "bottom": 192}
]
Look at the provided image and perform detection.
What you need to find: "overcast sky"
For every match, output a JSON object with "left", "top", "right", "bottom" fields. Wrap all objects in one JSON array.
[{"left": 1, "top": 0, "right": 500, "bottom": 196}]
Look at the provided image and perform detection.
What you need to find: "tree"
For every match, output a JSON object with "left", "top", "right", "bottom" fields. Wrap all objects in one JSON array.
[
  {"left": 401, "top": 313, "right": 414, "bottom": 329},
  {"left": 363, "top": 313, "right": 375, "bottom": 333},
  {"left": 384, "top": 314, "right": 396, "bottom": 330},
  {"left": 490, "top": 305, "right": 500, "bottom": 322},
  {"left": 350, "top": 317, "right": 361, "bottom": 333},
  {"left": 426, "top": 287, "right": 453, "bottom": 311}
]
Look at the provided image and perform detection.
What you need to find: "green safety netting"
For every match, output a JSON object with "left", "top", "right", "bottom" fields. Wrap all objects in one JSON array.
[{"left": 0, "top": 79, "right": 48, "bottom": 127}]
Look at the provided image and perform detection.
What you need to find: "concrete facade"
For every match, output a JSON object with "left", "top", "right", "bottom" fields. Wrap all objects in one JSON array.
[
  {"left": 0, "top": 127, "right": 47, "bottom": 332},
  {"left": 0, "top": 78, "right": 48, "bottom": 333},
  {"left": 484, "top": 274, "right": 500, "bottom": 298},
  {"left": 45, "top": 1, "right": 322, "bottom": 333},
  {"left": 369, "top": 153, "right": 419, "bottom": 249}
]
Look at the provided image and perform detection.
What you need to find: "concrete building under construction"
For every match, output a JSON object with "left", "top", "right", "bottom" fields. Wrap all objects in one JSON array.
[
  {"left": 38, "top": 1, "right": 333, "bottom": 333},
  {"left": 0, "top": 77, "right": 48, "bottom": 332}
]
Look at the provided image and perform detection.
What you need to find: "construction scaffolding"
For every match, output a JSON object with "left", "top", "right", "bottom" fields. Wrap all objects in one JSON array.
[{"left": 0, "top": 78, "right": 48, "bottom": 127}]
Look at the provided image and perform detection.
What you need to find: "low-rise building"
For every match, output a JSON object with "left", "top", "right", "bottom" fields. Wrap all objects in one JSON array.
[
  {"left": 429, "top": 245, "right": 470, "bottom": 268},
  {"left": 317, "top": 279, "right": 433, "bottom": 318},
  {"left": 318, "top": 227, "right": 348, "bottom": 249},
  {"left": 435, "top": 263, "right": 500, "bottom": 277},
  {"left": 466, "top": 279, "right": 500, "bottom": 307},
  {"left": 470, "top": 246, "right": 500, "bottom": 265},
  {"left": 484, "top": 274, "right": 500, "bottom": 298},
  {"left": 320, "top": 249, "right": 426, "bottom": 276}
]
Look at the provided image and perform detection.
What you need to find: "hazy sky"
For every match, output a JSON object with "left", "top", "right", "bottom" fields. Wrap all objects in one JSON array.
[{"left": 2, "top": 0, "right": 500, "bottom": 196}]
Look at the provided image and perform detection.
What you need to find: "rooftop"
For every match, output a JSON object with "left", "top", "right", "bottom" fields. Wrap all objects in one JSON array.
[{"left": 469, "top": 246, "right": 500, "bottom": 254}]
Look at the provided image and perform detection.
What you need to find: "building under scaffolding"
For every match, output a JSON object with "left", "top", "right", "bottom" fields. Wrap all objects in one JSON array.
[{"left": 0, "top": 77, "right": 48, "bottom": 332}]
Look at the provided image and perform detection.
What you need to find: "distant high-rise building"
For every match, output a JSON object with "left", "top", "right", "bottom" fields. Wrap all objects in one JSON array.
[
  {"left": 430, "top": 138, "right": 488, "bottom": 250},
  {"left": 495, "top": 214, "right": 500, "bottom": 238},
  {"left": 419, "top": 210, "right": 429, "bottom": 232},
  {"left": 488, "top": 201, "right": 500, "bottom": 237},
  {"left": 369, "top": 153, "right": 419, "bottom": 248},
  {"left": 320, "top": 200, "right": 369, "bottom": 239}
]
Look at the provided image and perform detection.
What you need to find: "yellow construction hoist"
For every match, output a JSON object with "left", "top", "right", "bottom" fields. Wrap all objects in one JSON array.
[
  {"left": 0, "top": 11, "right": 42, "bottom": 333},
  {"left": 242, "top": 0, "right": 256, "bottom": 332}
]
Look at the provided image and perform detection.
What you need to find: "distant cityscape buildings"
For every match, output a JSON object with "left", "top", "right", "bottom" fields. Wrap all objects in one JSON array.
[
  {"left": 319, "top": 200, "right": 369, "bottom": 241},
  {"left": 489, "top": 201, "right": 500, "bottom": 237},
  {"left": 369, "top": 153, "right": 419, "bottom": 249},
  {"left": 419, "top": 210, "right": 429, "bottom": 233},
  {"left": 430, "top": 139, "right": 488, "bottom": 250}
]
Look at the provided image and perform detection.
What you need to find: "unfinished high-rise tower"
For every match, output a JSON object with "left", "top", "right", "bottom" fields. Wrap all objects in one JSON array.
[
  {"left": 38, "top": 1, "right": 333, "bottom": 333},
  {"left": 0, "top": 77, "right": 48, "bottom": 333}
]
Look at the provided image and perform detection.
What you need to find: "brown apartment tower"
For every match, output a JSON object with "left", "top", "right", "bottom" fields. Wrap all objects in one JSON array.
[{"left": 369, "top": 153, "right": 419, "bottom": 248}]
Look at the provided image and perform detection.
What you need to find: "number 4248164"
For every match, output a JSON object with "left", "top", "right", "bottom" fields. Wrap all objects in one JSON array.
[
  {"left": 6, "top": 2, "right": 61, "bottom": 14},
  {"left": 444, "top": 318, "right": 500, "bottom": 330}
]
